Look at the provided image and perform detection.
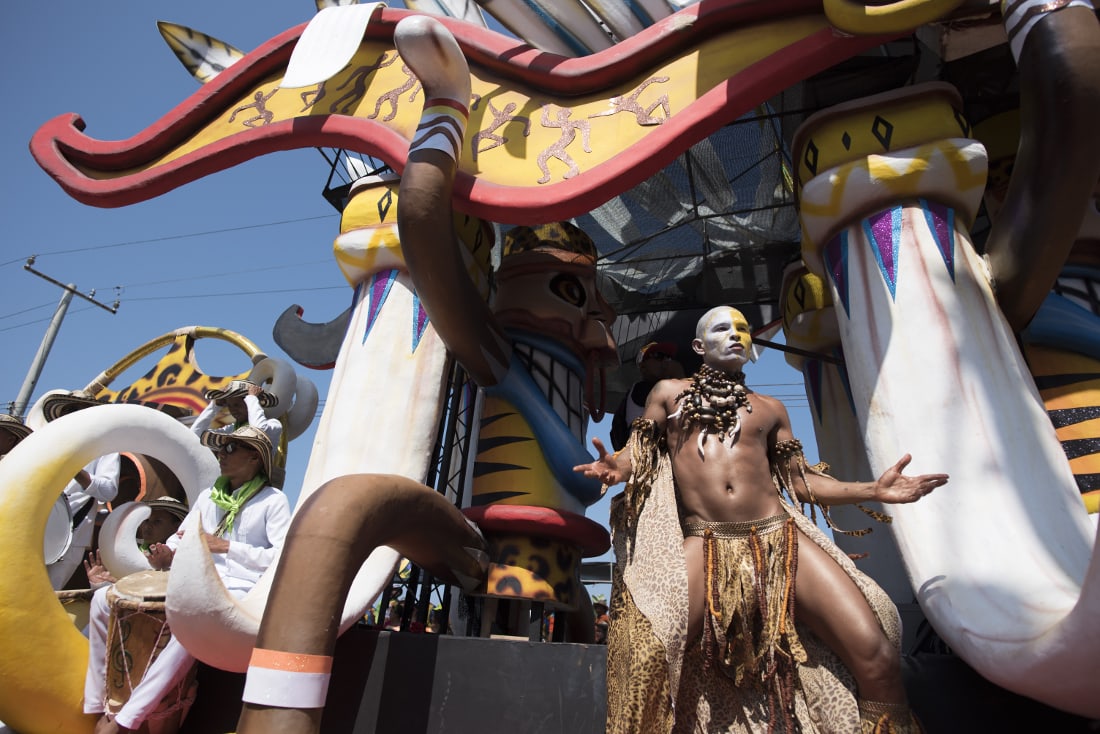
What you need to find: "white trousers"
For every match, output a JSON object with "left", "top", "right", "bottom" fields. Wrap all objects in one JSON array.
[{"left": 83, "top": 586, "right": 195, "bottom": 730}]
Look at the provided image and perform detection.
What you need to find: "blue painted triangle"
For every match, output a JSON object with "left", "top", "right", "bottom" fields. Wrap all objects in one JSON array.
[
  {"left": 863, "top": 207, "right": 901, "bottom": 300},
  {"left": 919, "top": 198, "right": 956, "bottom": 281},
  {"left": 411, "top": 294, "right": 430, "bottom": 352}
]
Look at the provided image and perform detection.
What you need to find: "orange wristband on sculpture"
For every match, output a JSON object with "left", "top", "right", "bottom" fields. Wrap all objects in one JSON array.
[{"left": 242, "top": 648, "right": 334, "bottom": 709}]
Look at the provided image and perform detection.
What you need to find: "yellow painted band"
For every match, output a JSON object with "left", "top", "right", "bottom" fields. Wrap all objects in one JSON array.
[
  {"left": 1083, "top": 491, "right": 1099, "bottom": 514},
  {"left": 795, "top": 85, "right": 966, "bottom": 191},
  {"left": 824, "top": 0, "right": 966, "bottom": 36},
  {"left": 782, "top": 269, "right": 833, "bottom": 324}
]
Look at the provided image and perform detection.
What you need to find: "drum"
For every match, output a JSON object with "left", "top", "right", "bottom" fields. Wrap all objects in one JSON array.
[
  {"left": 104, "top": 570, "right": 197, "bottom": 734},
  {"left": 43, "top": 495, "right": 73, "bottom": 564}
]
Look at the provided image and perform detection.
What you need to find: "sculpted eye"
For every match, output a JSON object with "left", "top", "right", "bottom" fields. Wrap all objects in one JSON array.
[{"left": 550, "top": 273, "right": 587, "bottom": 307}]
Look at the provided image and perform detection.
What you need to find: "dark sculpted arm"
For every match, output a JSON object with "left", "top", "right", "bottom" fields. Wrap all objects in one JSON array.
[
  {"left": 399, "top": 151, "right": 511, "bottom": 387},
  {"left": 394, "top": 24, "right": 512, "bottom": 388}
]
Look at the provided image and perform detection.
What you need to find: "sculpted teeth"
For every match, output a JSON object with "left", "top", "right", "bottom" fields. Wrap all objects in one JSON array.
[{"left": 512, "top": 343, "right": 586, "bottom": 439}]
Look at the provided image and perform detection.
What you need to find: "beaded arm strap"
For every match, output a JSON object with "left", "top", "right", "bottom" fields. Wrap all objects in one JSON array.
[{"left": 770, "top": 438, "right": 890, "bottom": 537}]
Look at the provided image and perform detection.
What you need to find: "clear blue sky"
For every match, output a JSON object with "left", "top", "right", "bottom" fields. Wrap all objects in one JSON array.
[{"left": 0, "top": 2, "right": 820, "bottom": 596}]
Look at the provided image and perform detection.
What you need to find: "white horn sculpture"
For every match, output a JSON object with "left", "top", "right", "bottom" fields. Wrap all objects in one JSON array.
[
  {"left": 795, "top": 83, "right": 1100, "bottom": 717},
  {"left": 0, "top": 404, "right": 217, "bottom": 733},
  {"left": 167, "top": 174, "right": 491, "bottom": 672}
]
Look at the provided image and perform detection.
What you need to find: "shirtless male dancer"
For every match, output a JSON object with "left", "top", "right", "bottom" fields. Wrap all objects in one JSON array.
[{"left": 576, "top": 305, "right": 947, "bottom": 733}]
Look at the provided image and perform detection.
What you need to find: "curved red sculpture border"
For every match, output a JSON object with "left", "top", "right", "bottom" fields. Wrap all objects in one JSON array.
[
  {"left": 29, "top": 2, "right": 896, "bottom": 221},
  {"left": 463, "top": 504, "right": 611, "bottom": 556}
]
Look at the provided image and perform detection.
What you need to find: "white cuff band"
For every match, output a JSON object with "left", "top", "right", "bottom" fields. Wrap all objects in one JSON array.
[{"left": 242, "top": 666, "right": 332, "bottom": 709}]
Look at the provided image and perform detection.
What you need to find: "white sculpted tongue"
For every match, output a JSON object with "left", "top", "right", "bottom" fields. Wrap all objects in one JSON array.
[{"left": 673, "top": 365, "right": 752, "bottom": 455}]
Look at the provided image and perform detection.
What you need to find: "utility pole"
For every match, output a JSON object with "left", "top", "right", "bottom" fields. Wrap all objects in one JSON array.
[{"left": 10, "top": 257, "right": 120, "bottom": 419}]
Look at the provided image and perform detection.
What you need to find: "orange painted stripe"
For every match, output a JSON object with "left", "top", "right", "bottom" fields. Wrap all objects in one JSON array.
[
  {"left": 249, "top": 648, "right": 332, "bottom": 674},
  {"left": 1055, "top": 417, "right": 1100, "bottom": 441}
]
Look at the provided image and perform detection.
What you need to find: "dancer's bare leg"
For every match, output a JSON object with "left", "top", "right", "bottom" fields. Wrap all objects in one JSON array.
[
  {"left": 794, "top": 530, "right": 906, "bottom": 703},
  {"left": 683, "top": 534, "right": 706, "bottom": 646}
]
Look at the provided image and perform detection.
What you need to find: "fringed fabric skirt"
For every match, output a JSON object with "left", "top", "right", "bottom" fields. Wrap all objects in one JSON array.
[{"left": 683, "top": 516, "right": 807, "bottom": 733}]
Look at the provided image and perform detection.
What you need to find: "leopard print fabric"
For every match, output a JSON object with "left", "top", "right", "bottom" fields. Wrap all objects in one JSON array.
[
  {"left": 605, "top": 569, "right": 675, "bottom": 734},
  {"left": 610, "top": 443, "right": 902, "bottom": 733},
  {"left": 607, "top": 430, "right": 689, "bottom": 734}
]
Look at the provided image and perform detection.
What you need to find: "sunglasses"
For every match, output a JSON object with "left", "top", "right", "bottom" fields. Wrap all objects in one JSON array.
[
  {"left": 643, "top": 351, "right": 673, "bottom": 361},
  {"left": 216, "top": 442, "right": 251, "bottom": 457}
]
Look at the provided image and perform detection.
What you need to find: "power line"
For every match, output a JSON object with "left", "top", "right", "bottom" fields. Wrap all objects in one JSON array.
[
  {"left": 11, "top": 261, "right": 119, "bottom": 417},
  {"left": 124, "top": 285, "right": 345, "bottom": 302},
  {"left": 0, "top": 303, "right": 97, "bottom": 333},
  {"left": 0, "top": 300, "right": 58, "bottom": 321},
  {"left": 0, "top": 285, "right": 345, "bottom": 332},
  {"left": 0, "top": 259, "right": 336, "bottom": 322},
  {"left": 111, "top": 258, "right": 332, "bottom": 291},
  {"left": 0, "top": 213, "right": 338, "bottom": 269}
]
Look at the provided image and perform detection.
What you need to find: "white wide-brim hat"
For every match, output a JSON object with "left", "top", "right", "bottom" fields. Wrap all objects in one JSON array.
[
  {"left": 0, "top": 414, "right": 32, "bottom": 441},
  {"left": 142, "top": 496, "right": 190, "bottom": 522},
  {"left": 203, "top": 380, "right": 278, "bottom": 408},
  {"left": 199, "top": 424, "right": 275, "bottom": 480},
  {"left": 40, "top": 390, "right": 108, "bottom": 422}
]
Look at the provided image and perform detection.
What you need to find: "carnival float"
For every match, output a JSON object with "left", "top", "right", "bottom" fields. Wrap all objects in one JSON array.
[{"left": 1, "top": 0, "right": 1098, "bottom": 731}]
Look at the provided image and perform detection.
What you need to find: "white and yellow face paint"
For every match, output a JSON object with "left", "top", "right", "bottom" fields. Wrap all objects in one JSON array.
[{"left": 693, "top": 306, "right": 755, "bottom": 369}]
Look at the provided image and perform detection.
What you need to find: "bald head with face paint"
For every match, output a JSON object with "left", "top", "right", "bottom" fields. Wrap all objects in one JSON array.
[{"left": 692, "top": 306, "right": 755, "bottom": 373}]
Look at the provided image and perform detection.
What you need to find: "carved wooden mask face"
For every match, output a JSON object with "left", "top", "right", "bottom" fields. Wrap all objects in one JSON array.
[{"left": 493, "top": 254, "right": 617, "bottom": 368}]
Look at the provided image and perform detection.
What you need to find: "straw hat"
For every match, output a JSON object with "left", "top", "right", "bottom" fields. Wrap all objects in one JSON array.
[
  {"left": 203, "top": 379, "right": 278, "bottom": 408},
  {"left": 200, "top": 425, "right": 274, "bottom": 480},
  {"left": 636, "top": 341, "right": 677, "bottom": 365},
  {"left": 0, "top": 414, "right": 32, "bottom": 441},
  {"left": 142, "top": 496, "right": 190, "bottom": 522},
  {"left": 40, "top": 390, "right": 108, "bottom": 422},
  {"left": 40, "top": 389, "right": 191, "bottom": 422}
]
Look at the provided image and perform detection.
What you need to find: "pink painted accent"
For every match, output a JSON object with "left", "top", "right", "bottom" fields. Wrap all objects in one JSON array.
[
  {"left": 411, "top": 297, "right": 429, "bottom": 351},
  {"left": 362, "top": 271, "right": 397, "bottom": 344},
  {"left": 866, "top": 207, "right": 900, "bottom": 298}
]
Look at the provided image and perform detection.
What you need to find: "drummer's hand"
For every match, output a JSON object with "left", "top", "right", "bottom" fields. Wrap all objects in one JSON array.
[
  {"left": 202, "top": 529, "right": 230, "bottom": 554},
  {"left": 147, "top": 543, "right": 174, "bottom": 570},
  {"left": 84, "top": 550, "right": 115, "bottom": 586},
  {"left": 95, "top": 712, "right": 130, "bottom": 733}
]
